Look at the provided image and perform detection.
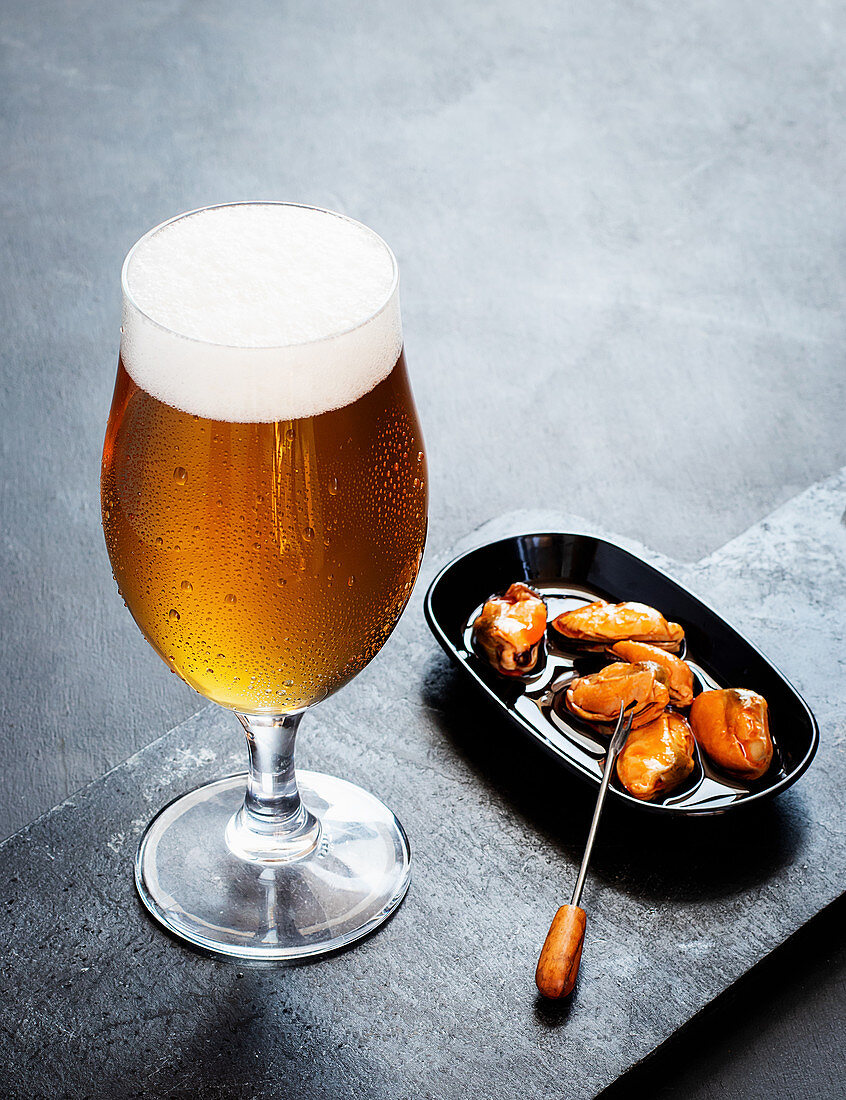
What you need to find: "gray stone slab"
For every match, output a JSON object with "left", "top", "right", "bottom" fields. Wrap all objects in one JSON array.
[{"left": 2, "top": 469, "right": 843, "bottom": 1099}]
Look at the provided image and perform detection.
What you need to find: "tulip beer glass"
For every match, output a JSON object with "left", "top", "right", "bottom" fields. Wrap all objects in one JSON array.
[{"left": 101, "top": 203, "right": 427, "bottom": 958}]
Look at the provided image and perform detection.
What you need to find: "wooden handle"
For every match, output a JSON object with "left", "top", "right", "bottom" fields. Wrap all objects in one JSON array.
[{"left": 535, "top": 904, "right": 587, "bottom": 999}]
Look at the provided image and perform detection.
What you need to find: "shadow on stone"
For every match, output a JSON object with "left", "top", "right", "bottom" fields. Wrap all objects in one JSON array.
[
  {"left": 596, "top": 894, "right": 846, "bottom": 1100},
  {"left": 533, "top": 990, "right": 576, "bottom": 1027}
]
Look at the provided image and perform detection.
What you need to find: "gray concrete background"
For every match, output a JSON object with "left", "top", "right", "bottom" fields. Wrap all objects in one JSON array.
[{"left": 1, "top": 0, "right": 844, "bottom": 1096}]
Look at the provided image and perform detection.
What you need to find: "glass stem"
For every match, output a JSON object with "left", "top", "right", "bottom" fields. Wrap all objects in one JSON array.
[{"left": 224, "top": 711, "right": 320, "bottom": 863}]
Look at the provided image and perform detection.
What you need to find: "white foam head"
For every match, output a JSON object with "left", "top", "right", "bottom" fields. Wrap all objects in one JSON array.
[{"left": 120, "top": 203, "right": 402, "bottom": 422}]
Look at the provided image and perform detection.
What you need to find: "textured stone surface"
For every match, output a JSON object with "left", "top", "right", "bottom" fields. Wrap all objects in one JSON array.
[
  {"left": 2, "top": 470, "right": 843, "bottom": 1098},
  {"left": 3, "top": 0, "right": 845, "bottom": 1092},
  {"left": 3, "top": 0, "right": 846, "bottom": 839},
  {"left": 600, "top": 895, "right": 846, "bottom": 1100}
]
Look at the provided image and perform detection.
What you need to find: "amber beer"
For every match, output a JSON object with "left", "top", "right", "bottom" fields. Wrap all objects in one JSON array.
[{"left": 102, "top": 204, "right": 427, "bottom": 714}]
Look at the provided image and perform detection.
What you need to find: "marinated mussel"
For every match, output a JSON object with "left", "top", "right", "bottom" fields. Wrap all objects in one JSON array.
[
  {"left": 616, "top": 711, "right": 696, "bottom": 801},
  {"left": 608, "top": 640, "right": 694, "bottom": 707},
  {"left": 473, "top": 582, "right": 547, "bottom": 677},
  {"left": 564, "top": 661, "right": 669, "bottom": 728},
  {"left": 552, "top": 600, "right": 684, "bottom": 652},
  {"left": 689, "top": 688, "right": 773, "bottom": 780}
]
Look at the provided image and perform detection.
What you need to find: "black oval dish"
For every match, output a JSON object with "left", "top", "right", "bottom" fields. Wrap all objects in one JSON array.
[{"left": 424, "top": 532, "right": 818, "bottom": 816}]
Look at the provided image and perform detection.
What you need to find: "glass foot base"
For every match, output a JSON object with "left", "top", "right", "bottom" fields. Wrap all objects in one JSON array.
[{"left": 135, "top": 771, "right": 411, "bottom": 960}]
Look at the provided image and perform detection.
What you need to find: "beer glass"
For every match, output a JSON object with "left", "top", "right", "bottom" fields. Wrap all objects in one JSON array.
[{"left": 101, "top": 203, "right": 427, "bottom": 959}]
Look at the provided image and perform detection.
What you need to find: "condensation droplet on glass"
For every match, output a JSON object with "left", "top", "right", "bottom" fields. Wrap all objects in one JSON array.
[
  {"left": 168, "top": 609, "right": 180, "bottom": 622},
  {"left": 181, "top": 580, "right": 193, "bottom": 592},
  {"left": 225, "top": 594, "right": 237, "bottom": 605},
  {"left": 276, "top": 577, "right": 286, "bottom": 587},
  {"left": 329, "top": 476, "right": 338, "bottom": 496},
  {"left": 286, "top": 427, "right": 295, "bottom": 442},
  {"left": 303, "top": 527, "right": 315, "bottom": 541},
  {"left": 417, "top": 451, "right": 424, "bottom": 462},
  {"left": 155, "top": 537, "right": 163, "bottom": 548},
  {"left": 347, "top": 576, "right": 355, "bottom": 587},
  {"left": 173, "top": 467, "right": 188, "bottom": 485}
]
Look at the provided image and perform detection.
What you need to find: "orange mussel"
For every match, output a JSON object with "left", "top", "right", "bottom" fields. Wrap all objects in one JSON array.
[
  {"left": 552, "top": 600, "right": 684, "bottom": 652},
  {"left": 473, "top": 582, "right": 547, "bottom": 677},
  {"left": 689, "top": 688, "right": 773, "bottom": 780},
  {"left": 616, "top": 711, "right": 696, "bottom": 801},
  {"left": 608, "top": 640, "right": 694, "bottom": 707},
  {"left": 564, "top": 661, "right": 669, "bottom": 728}
]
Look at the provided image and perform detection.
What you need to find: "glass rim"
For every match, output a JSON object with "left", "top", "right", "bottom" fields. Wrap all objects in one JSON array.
[{"left": 120, "top": 200, "right": 400, "bottom": 352}]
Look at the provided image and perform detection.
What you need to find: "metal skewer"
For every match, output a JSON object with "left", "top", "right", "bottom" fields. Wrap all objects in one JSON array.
[{"left": 535, "top": 701, "right": 636, "bottom": 999}]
